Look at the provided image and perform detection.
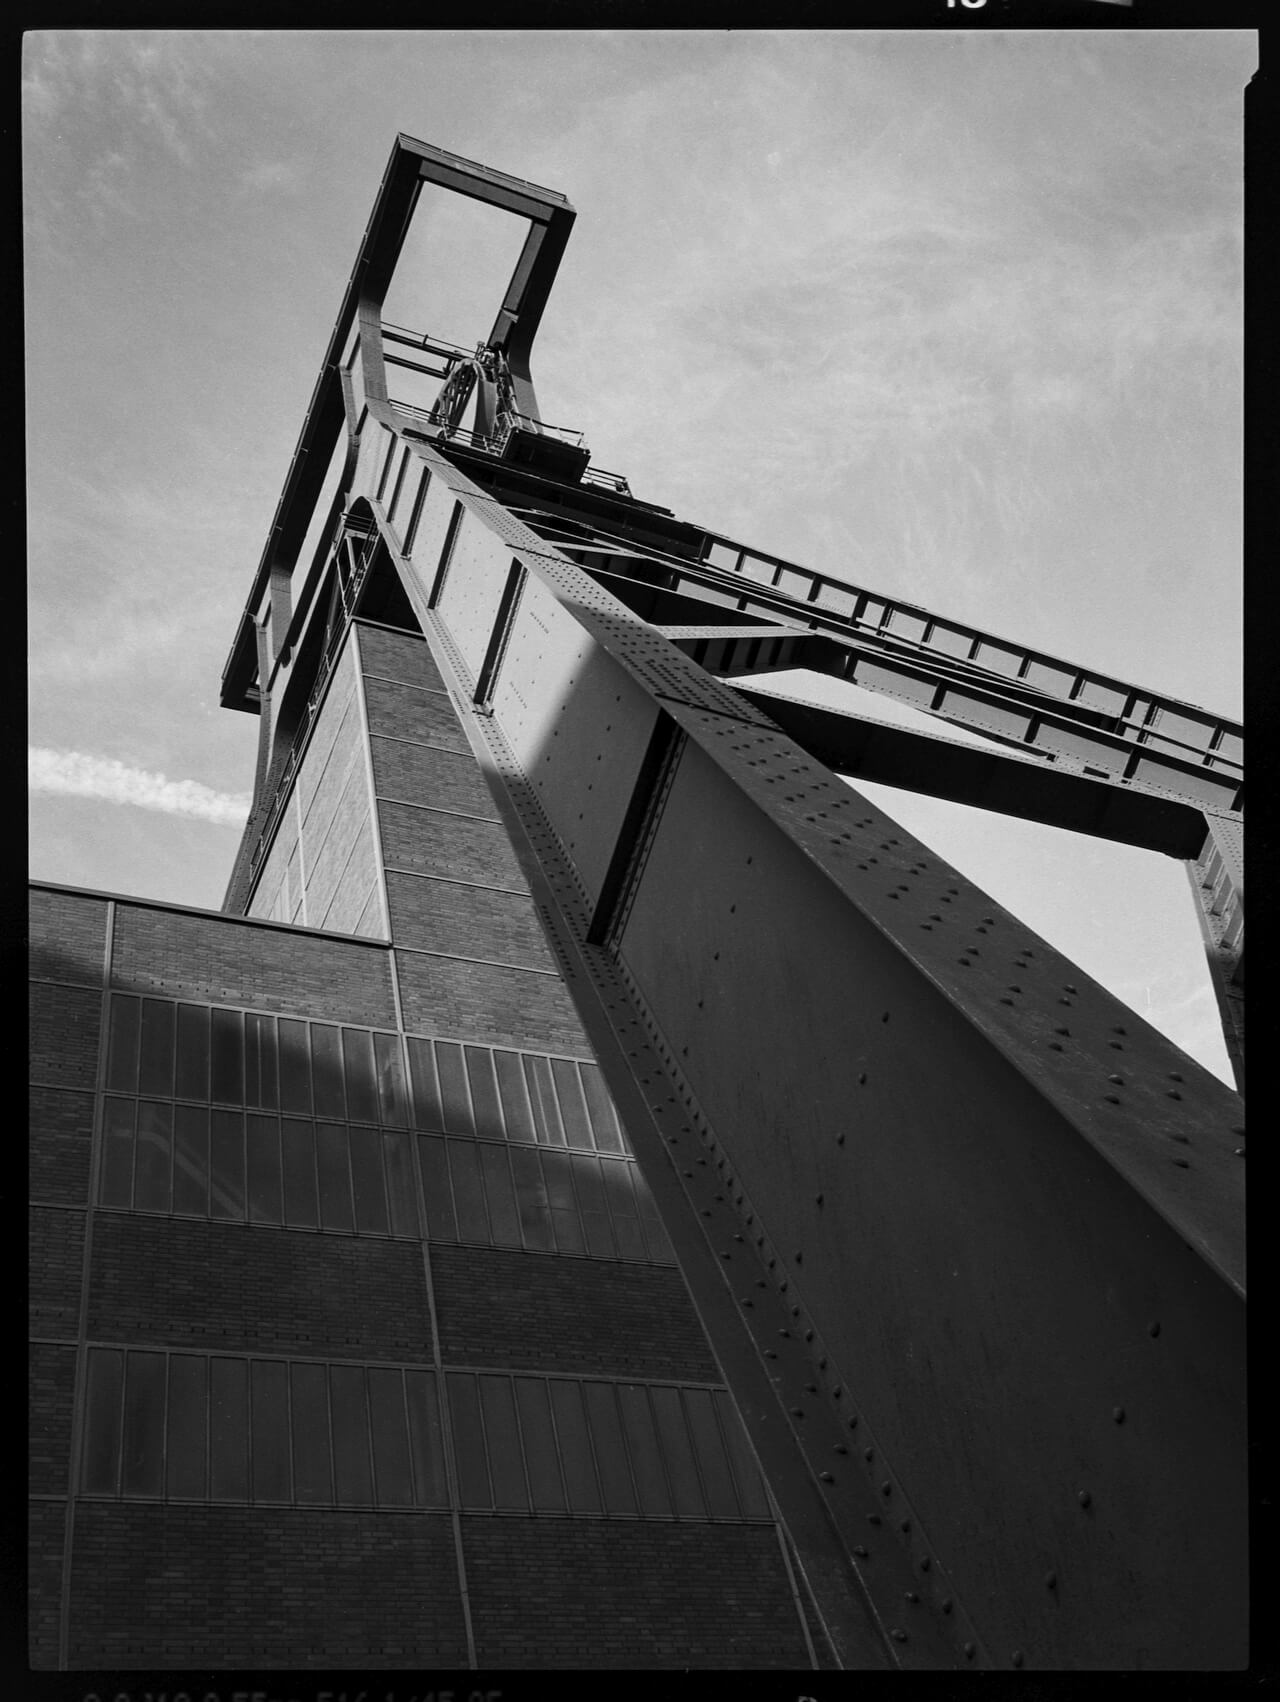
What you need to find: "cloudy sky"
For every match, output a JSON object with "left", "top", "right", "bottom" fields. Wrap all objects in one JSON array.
[{"left": 25, "top": 30, "right": 1251, "bottom": 1083}]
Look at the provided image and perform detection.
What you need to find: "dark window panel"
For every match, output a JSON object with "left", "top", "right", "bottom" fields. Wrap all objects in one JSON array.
[
  {"left": 715, "top": 1390, "right": 772, "bottom": 1519},
  {"left": 246, "top": 1113, "right": 284, "bottom": 1225},
  {"left": 464, "top": 1046, "right": 503, "bottom": 1141},
  {"left": 106, "top": 996, "right": 141, "bottom": 1094},
  {"left": 138, "top": 999, "right": 176, "bottom": 1098},
  {"left": 514, "top": 1377, "right": 566, "bottom": 1511},
  {"left": 551, "top": 1207, "right": 587, "bottom": 1256},
  {"left": 406, "top": 1036, "right": 442, "bottom": 1131},
  {"left": 523, "top": 1055, "right": 564, "bottom": 1146},
  {"left": 509, "top": 1147, "right": 555, "bottom": 1252},
  {"left": 618, "top": 1383, "right": 678, "bottom": 1517},
  {"left": 209, "top": 1109, "right": 246, "bottom": 1221},
  {"left": 244, "top": 1012, "right": 279, "bottom": 1111},
  {"left": 580, "top": 1212, "right": 615, "bottom": 1261},
  {"left": 549, "top": 1380, "right": 601, "bottom": 1514},
  {"left": 416, "top": 1135, "right": 457, "bottom": 1242},
  {"left": 330, "top": 1365, "right": 374, "bottom": 1505},
  {"left": 601, "top": 1162, "right": 647, "bottom": 1261},
  {"left": 134, "top": 1101, "right": 173, "bottom": 1213},
  {"left": 478, "top": 1143, "right": 521, "bottom": 1248},
  {"left": 405, "top": 1370, "right": 448, "bottom": 1507},
  {"left": 281, "top": 1118, "right": 319, "bottom": 1229},
  {"left": 446, "top": 1373, "right": 491, "bottom": 1509},
  {"left": 290, "top": 1362, "right": 332, "bottom": 1503},
  {"left": 368, "top": 1367, "right": 414, "bottom": 1507},
  {"left": 373, "top": 1032, "right": 408, "bottom": 1127},
  {"left": 342, "top": 1028, "right": 379, "bottom": 1124},
  {"left": 121, "top": 1351, "right": 166, "bottom": 1498},
  {"left": 251, "top": 1359, "right": 291, "bottom": 1502},
  {"left": 173, "top": 1104, "right": 210, "bottom": 1218},
  {"left": 100, "top": 1097, "right": 136, "bottom": 1209},
  {"left": 244, "top": 1013, "right": 262, "bottom": 1110},
  {"left": 569, "top": 1154, "right": 614, "bottom": 1260},
  {"left": 542, "top": 1149, "right": 585, "bottom": 1255},
  {"left": 683, "top": 1388, "right": 740, "bottom": 1519},
  {"left": 479, "top": 1376, "right": 529, "bottom": 1509},
  {"left": 493, "top": 1050, "right": 536, "bottom": 1143},
  {"left": 278, "top": 1019, "right": 312, "bottom": 1115},
  {"left": 175, "top": 1004, "right": 210, "bottom": 1101},
  {"left": 81, "top": 1348, "right": 124, "bottom": 1494},
  {"left": 383, "top": 1129, "right": 420, "bottom": 1238},
  {"left": 311, "top": 1024, "right": 346, "bottom": 1120},
  {"left": 210, "top": 1358, "right": 250, "bottom": 1501},
  {"left": 633, "top": 1169, "right": 675, "bottom": 1264},
  {"left": 583, "top": 1382, "right": 637, "bottom": 1515},
  {"left": 579, "top": 1061, "right": 626, "bottom": 1154},
  {"left": 550, "top": 1058, "right": 593, "bottom": 1150},
  {"left": 435, "top": 1042, "right": 473, "bottom": 1136},
  {"left": 649, "top": 1385, "right": 706, "bottom": 1518},
  {"left": 446, "top": 1141, "right": 489, "bottom": 1243},
  {"left": 316, "top": 1123, "right": 355, "bottom": 1232},
  {"left": 349, "top": 1125, "right": 389, "bottom": 1235},
  {"left": 210, "top": 1008, "right": 245, "bottom": 1106},
  {"left": 165, "top": 1355, "right": 208, "bottom": 1499}
]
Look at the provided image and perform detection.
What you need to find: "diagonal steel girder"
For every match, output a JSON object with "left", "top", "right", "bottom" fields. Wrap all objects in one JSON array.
[{"left": 345, "top": 415, "right": 1245, "bottom": 1670}]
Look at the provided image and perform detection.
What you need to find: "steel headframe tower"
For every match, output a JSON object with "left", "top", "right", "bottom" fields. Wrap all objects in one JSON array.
[{"left": 222, "top": 137, "right": 1246, "bottom": 1669}]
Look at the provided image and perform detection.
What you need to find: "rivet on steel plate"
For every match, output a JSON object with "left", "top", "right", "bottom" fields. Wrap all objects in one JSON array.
[
  {"left": 1108, "top": 1074, "right": 1124, "bottom": 1084},
  {"left": 1113, "top": 1025, "right": 1127, "bottom": 1035},
  {"left": 867, "top": 1513, "right": 881, "bottom": 1526},
  {"left": 1235, "top": 1148, "right": 1245, "bottom": 1157},
  {"left": 778, "top": 1329, "right": 790, "bottom": 1337},
  {"left": 864, "top": 1448, "right": 875, "bottom": 1461},
  {"left": 1113, "top": 1407, "right": 1125, "bottom": 1424},
  {"left": 919, "top": 1556, "right": 931, "bottom": 1572},
  {"left": 905, "top": 1592, "right": 919, "bottom": 1604},
  {"left": 795, "top": 1251, "right": 803, "bottom": 1264},
  {"left": 835, "top": 1445, "right": 849, "bottom": 1455},
  {"left": 859, "top": 1073, "right": 868, "bottom": 1086},
  {"left": 766, "top": 1351, "right": 777, "bottom": 1359},
  {"left": 1078, "top": 1490, "right": 1092, "bottom": 1508},
  {"left": 891, "top": 1629, "right": 907, "bottom": 1642},
  {"left": 1148, "top": 1321, "right": 1161, "bottom": 1337},
  {"left": 1056, "top": 1026, "right": 1070, "bottom": 1036},
  {"left": 1167, "top": 1090, "right": 1182, "bottom": 1100},
  {"left": 741, "top": 1298, "right": 754, "bottom": 1307},
  {"left": 1045, "top": 1572, "right": 1057, "bottom": 1590},
  {"left": 815, "top": 1193, "right": 824, "bottom": 1206},
  {"left": 819, "top": 1357, "right": 828, "bottom": 1370},
  {"left": 881, "top": 1481, "right": 893, "bottom": 1496},
  {"left": 1168, "top": 1072, "right": 1183, "bottom": 1082},
  {"left": 899, "top": 1519, "right": 911, "bottom": 1533},
  {"left": 963, "top": 1643, "right": 975, "bottom": 1660},
  {"left": 806, "top": 1382, "right": 818, "bottom": 1393},
  {"left": 791, "top": 1407, "right": 805, "bottom": 1418},
  {"left": 941, "top": 1598, "right": 953, "bottom": 1614},
  {"left": 1104, "top": 1096, "right": 1120, "bottom": 1105},
  {"left": 1049, "top": 1043, "right": 1064, "bottom": 1052},
  {"left": 853, "top": 1545, "right": 868, "bottom": 1558},
  {"left": 1012, "top": 1651, "right": 1024, "bottom": 1668},
  {"left": 804, "top": 1329, "right": 814, "bottom": 1342},
  {"left": 836, "top": 1133, "right": 845, "bottom": 1145},
  {"left": 756, "top": 1280, "right": 767, "bottom": 1289}
]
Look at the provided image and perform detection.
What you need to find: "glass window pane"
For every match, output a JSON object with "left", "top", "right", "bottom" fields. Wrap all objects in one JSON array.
[
  {"left": 523, "top": 1056, "right": 564, "bottom": 1145},
  {"left": 209, "top": 1109, "right": 246, "bottom": 1220},
  {"left": 246, "top": 1114, "right": 283, "bottom": 1225},
  {"left": 342, "top": 1028, "right": 379, "bottom": 1124},
  {"left": 494, "top": 1051, "right": 536, "bottom": 1143},
  {"left": 100, "top": 1097, "right": 135, "bottom": 1208},
  {"left": 244, "top": 1012, "right": 261, "bottom": 1109},
  {"left": 311, "top": 1025, "right": 346, "bottom": 1119},
  {"left": 165, "top": 1355, "right": 207, "bottom": 1499},
  {"left": 509, "top": 1147, "right": 554, "bottom": 1252},
  {"left": 81, "top": 1348, "right": 124, "bottom": 1493},
  {"left": 256, "top": 1014, "right": 278, "bottom": 1110},
  {"left": 601, "top": 1161, "right": 647, "bottom": 1261},
  {"left": 210, "top": 1358, "right": 249, "bottom": 1501},
  {"left": 579, "top": 1062, "right": 625, "bottom": 1154},
  {"left": 549, "top": 1380, "right": 600, "bottom": 1513},
  {"left": 106, "top": 996, "right": 140, "bottom": 1093},
  {"left": 173, "top": 1104, "right": 209, "bottom": 1217},
  {"left": 251, "top": 1360, "right": 291, "bottom": 1502},
  {"left": 446, "top": 1373, "right": 491, "bottom": 1509},
  {"left": 569, "top": 1154, "right": 614, "bottom": 1260},
  {"left": 210, "top": 1008, "right": 245, "bottom": 1105},
  {"left": 447, "top": 1141, "right": 488, "bottom": 1243},
  {"left": 583, "top": 1382, "right": 636, "bottom": 1514},
  {"left": 368, "top": 1367, "right": 414, "bottom": 1507},
  {"left": 649, "top": 1385, "right": 705, "bottom": 1517},
  {"left": 417, "top": 1135, "right": 457, "bottom": 1242},
  {"left": 715, "top": 1390, "right": 771, "bottom": 1518},
  {"left": 683, "top": 1388, "right": 739, "bottom": 1518},
  {"left": 405, "top": 1370, "right": 448, "bottom": 1507},
  {"left": 464, "top": 1046, "right": 502, "bottom": 1140},
  {"left": 407, "top": 1036, "right": 442, "bottom": 1131},
  {"left": 435, "top": 1042, "right": 473, "bottom": 1135},
  {"left": 479, "top": 1376, "right": 529, "bottom": 1509},
  {"left": 383, "top": 1130, "right": 420, "bottom": 1238},
  {"left": 514, "top": 1378, "right": 566, "bottom": 1511},
  {"left": 278, "top": 1019, "right": 312, "bottom": 1114},
  {"left": 290, "top": 1362, "right": 332, "bottom": 1503},
  {"left": 542, "top": 1149, "right": 585, "bottom": 1255},
  {"left": 374, "top": 1032, "right": 408, "bottom": 1127},
  {"left": 550, "top": 1059, "right": 592, "bottom": 1150},
  {"left": 316, "top": 1123, "right": 355, "bottom": 1232},
  {"left": 138, "top": 1000, "right": 175, "bottom": 1098},
  {"left": 281, "top": 1118, "right": 319, "bottom": 1228},
  {"left": 617, "top": 1384, "right": 673, "bottom": 1516},
  {"left": 330, "top": 1365, "right": 373, "bottom": 1505},
  {"left": 479, "top": 1143, "right": 520, "bottom": 1248},
  {"left": 633, "top": 1169, "right": 674, "bottom": 1264},
  {"left": 349, "top": 1126, "right": 389, "bottom": 1235},
  {"left": 120, "top": 1351, "right": 166, "bottom": 1498},
  {"left": 134, "top": 1102, "right": 173, "bottom": 1213},
  {"left": 175, "top": 1004, "right": 210, "bottom": 1101}
]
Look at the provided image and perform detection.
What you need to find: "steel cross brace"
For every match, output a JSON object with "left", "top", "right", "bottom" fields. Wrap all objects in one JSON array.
[{"left": 349, "top": 418, "right": 1245, "bottom": 1671}]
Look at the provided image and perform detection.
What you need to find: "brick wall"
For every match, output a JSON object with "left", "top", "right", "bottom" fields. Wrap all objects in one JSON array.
[
  {"left": 29, "top": 888, "right": 107, "bottom": 985},
  {"left": 397, "top": 951, "right": 591, "bottom": 1054},
  {"left": 30, "top": 1342, "right": 77, "bottom": 1495},
  {"left": 30, "top": 1087, "right": 94, "bottom": 1205},
  {"left": 31, "top": 1206, "right": 85, "bottom": 1336},
  {"left": 28, "top": 1501, "right": 65, "bottom": 1669},
  {"left": 30, "top": 982, "right": 101, "bottom": 1091},
  {"left": 67, "top": 1504, "right": 466, "bottom": 1668},
  {"left": 358, "top": 619, "right": 447, "bottom": 692},
  {"left": 461, "top": 1517, "right": 809, "bottom": 1668},
  {"left": 386, "top": 871, "right": 559, "bottom": 970},
  {"left": 380, "top": 799, "right": 529, "bottom": 888},
  {"left": 431, "top": 1245, "right": 719, "bottom": 1381},
  {"left": 370, "top": 734, "right": 498, "bottom": 818},
  {"left": 363, "top": 674, "right": 471, "bottom": 752}
]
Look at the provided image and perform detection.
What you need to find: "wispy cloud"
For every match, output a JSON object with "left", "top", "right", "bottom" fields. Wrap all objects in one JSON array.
[
  {"left": 238, "top": 159, "right": 306, "bottom": 196},
  {"left": 29, "top": 748, "right": 250, "bottom": 826}
]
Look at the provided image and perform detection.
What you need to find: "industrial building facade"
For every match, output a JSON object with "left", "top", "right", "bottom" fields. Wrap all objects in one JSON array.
[{"left": 29, "top": 137, "right": 1245, "bottom": 1672}]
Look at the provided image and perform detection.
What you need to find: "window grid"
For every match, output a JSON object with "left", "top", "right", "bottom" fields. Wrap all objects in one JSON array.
[{"left": 79, "top": 1347, "right": 771, "bottom": 1523}]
